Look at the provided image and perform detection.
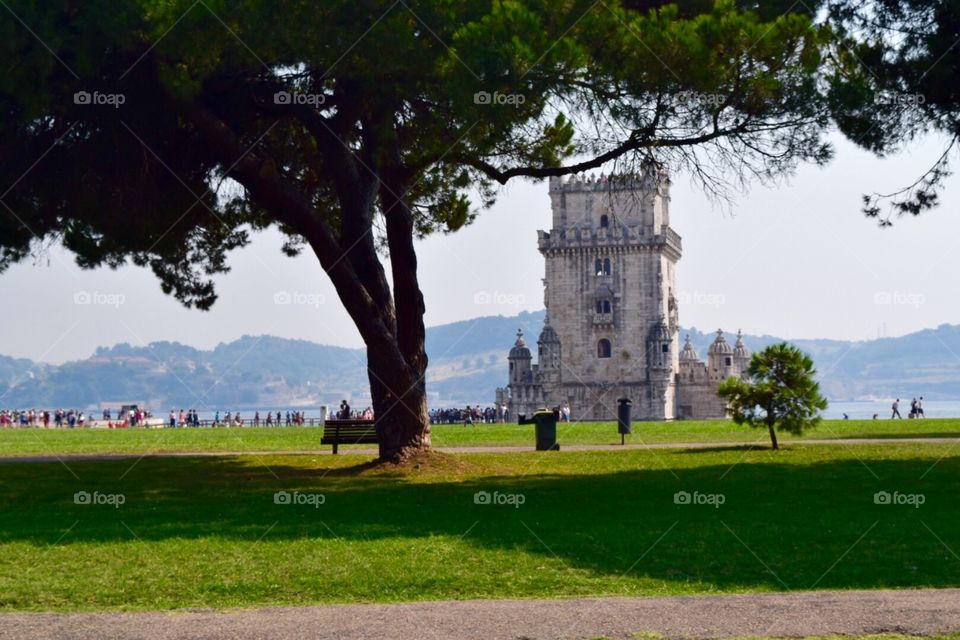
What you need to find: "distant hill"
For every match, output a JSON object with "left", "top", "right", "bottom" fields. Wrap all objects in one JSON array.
[{"left": 2, "top": 311, "right": 959, "bottom": 409}]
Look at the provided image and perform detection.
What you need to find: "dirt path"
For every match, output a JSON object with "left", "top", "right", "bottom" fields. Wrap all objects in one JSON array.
[
  {"left": 0, "top": 436, "right": 957, "bottom": 463},
  {"left": 2, "top": 589, "right": 959, "bottom": 639}
]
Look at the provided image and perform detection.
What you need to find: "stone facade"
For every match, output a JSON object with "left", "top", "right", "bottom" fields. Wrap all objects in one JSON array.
[{"left": 496, "top": 164, "right": 750, "bottom": 421}]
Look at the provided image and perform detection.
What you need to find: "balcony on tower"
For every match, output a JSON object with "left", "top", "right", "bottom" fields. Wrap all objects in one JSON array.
[{"left": 592, "top": 288, "right": 616, "bottom": 327}]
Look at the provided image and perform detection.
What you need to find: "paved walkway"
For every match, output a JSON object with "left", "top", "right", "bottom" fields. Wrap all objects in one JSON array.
[
  {"left": 0, "top": 436, "right": 957, "bottom": 463},
  {"left": 2, "top": 589, "right": 959, "bottom": 639}
]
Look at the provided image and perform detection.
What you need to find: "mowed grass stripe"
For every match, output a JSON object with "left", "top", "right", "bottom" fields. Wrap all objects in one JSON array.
[
  {"left": 0, "top": 444, "right": 957, "bottom": 611},
  {"left": 1, "top": 418, "right": 959, "bottom": 456}
]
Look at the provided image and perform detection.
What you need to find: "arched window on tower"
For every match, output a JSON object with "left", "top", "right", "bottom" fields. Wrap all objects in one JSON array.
[
  {"left": 597, "top": 339, "right": 612, "bottom": 358},
  {"left": 595, "top": 258, "right": 603, "bottom": 276},
  {"left": 602, "top": 258, "right": 611, "bottom": 275},
  {"left": 595, "top": 300, "right": 611, "bottom": 314},
  {"left": 600, "top": 214, "right": 609, "bottom": 228}
]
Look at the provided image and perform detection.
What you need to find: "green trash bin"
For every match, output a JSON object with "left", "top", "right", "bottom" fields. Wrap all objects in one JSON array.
[{"left": 519, "top": 408, "right": 560, "bottom": 451}]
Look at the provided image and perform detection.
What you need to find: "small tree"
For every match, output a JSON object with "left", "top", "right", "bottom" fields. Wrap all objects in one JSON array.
[{"left": 718, "top": 343, "right": 827, "bottom": 450}]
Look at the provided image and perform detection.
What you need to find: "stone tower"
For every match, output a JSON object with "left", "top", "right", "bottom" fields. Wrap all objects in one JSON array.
[
  {"left": 498, "top": 164, "right": 751, "bottom": 422},
  {"left": 504, "top": 163, "right": 683, "bottom": 420}
]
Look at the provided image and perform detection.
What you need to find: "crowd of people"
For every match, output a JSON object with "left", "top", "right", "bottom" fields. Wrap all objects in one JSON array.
[
  {"left": 2, "top": 403, "right": 572, "bottom": 428},
  {"left": 6, "top": 398, "right": 937, "bottom": 428},
  {"left": 0, "top": 407, "right": 321, "bottom": 428},
  {"left": 169, "top": 409, "right": 319, "bottom": 427},
  {"left": 0, "top": 408, "right": 161, "bottom": 428},
  {"left": 0, "top": 408, "right": 150, "bottom": 427},
  {"left": 428, "top": 403, "right": 574, "bottom": 425},
  {"left": 429, "top": 405, "right": 503, "bottom": 424}
]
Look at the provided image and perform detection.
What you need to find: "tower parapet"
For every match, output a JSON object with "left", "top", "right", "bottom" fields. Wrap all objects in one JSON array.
[{"left": 546, "top": 165, "right": 674, "bottom": 252}]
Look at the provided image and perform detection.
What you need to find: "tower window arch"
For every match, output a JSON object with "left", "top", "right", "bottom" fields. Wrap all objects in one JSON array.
[
  {"left": 597, "top": 339, "right": 612, "bottom": 358},
  {"left": 595, "top": 258, "right": 603, "bottom": 276},
  {"left": 603, "top": 258, "right": 611, "bottom": 275},
  {"left": 596, "top": 300, "right": 611, "bottom": 314},
  {"left": 600, "top": 214, "right": 609, "bottom": 228}
]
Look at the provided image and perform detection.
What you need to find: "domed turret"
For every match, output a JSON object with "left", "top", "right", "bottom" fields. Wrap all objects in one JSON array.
[
  {"left": 708, "top": 329, "right": 736, "bottom": 377},
  {"left": 708, "top": 329, "right": 733, "bottom": 355},
  {"left": 647, "top": 316, "right": 673, "bottom": 369},
  {"left": 509, "top": 328, "right": 531, "bottom": 359},
  {"left": 508, "top": 328, "right": 533, "bottom": 385},
  {"left": 680, "top": 334, "right": 699, "bottom": 362},
  {"left": 733, "top": 330, "right": 749, "bottom": 359},
  {"left": 538, "top": 317, "right": 561, "bottom": 373},
  {"left": 648, "top": 317, "right": 671, "bottom": 343},
  {"left": 538, "top": 323, "right": 559, "bottom": 345}
]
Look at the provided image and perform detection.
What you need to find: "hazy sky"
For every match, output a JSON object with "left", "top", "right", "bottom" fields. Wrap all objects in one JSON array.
[{"left": 1, "top": 134, "right": 958, "bottom": 364}]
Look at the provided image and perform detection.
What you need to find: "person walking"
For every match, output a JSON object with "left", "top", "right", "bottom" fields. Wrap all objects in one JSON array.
[
  {"left": 891, "top": 398, "right": 902, "bottom": 419},
  {"left": 916, "top": 396, "right": 925, "bottom": 418}
]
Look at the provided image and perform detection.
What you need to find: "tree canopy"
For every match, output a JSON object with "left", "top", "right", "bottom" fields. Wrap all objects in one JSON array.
[
  {"left": 0, "top": 0, "right": 843, "bottom": 302},
  {"left": 825, "top": 0, "right": 960, "bottom": 224}
]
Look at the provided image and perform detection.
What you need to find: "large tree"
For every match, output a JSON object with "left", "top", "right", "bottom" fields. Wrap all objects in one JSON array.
[{"left": 1, "top": 0, "right": 855, "bottom": 461}]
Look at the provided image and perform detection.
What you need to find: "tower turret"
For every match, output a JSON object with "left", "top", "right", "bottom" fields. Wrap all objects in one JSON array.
[
  {"left": 537, "top": 316, "right": 561, "bottom": 371},
  {"left": 647, "top": 316, "right": 673, "bottom": 370},
  {"left": 537, "top": 315, "right": 562, "bottom": 391},
  {"left": 732, "top": 329, "right": 750, "bottom": 376},
  {"left": 708, "top": 329, "right": 735, "bottom": 378},
  {"left": 680, "top": 334, "right": 699, "bottom": 362},
  {"left": 508, "top": 328, "right": 533, "bottom": 385}
]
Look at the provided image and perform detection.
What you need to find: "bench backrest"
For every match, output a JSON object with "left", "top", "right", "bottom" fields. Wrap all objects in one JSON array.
[{"left": 323, "top": 420, "right": 377, "bottom": 439}]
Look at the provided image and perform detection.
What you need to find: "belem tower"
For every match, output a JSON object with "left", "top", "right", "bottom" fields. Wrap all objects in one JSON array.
[{"left": 495, "top": 163, "right": 750, "bottom": 421}]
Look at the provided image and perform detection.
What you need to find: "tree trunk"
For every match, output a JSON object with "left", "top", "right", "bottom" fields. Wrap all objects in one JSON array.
[
  {"left": 374, "top": 159, "right": 432, "bottom": 463},
  {"left": 367, "top": 344, "right": 431, "bottom": 463},
  {"left": 768, "top": 421, "right": 779, "bottom": 450},
  {"left": 180, "top": 101, "right": 434, "bottom": 463}
]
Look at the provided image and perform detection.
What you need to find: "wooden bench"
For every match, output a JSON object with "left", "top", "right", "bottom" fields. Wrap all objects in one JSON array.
[{"left": 321, "top": 419, "right": 377, "bottom": 454}]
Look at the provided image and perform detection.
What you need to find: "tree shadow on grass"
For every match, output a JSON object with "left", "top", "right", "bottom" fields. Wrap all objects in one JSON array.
[
  {"left": 677, "top": 445, "right": 773, "bottom": 454},
  {"left": 827, "top": 431, "right": 960, "bottom": 440},
  {"left": 0, "top": 451, "right": 959, "bottom": 594}
]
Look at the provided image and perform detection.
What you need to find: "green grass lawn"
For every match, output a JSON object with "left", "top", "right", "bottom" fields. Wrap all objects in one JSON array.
[
  {"left": 0, "top": 418, "right": 958, "bottom": 456},
  {"left": 1, "top": 443, "right": 958, "bottom": 611}
]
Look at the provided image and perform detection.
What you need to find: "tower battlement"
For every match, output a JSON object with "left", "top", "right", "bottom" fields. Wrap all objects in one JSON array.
[
  {"left": 536, "top": 226, "right": 682, "bottom": 259},
  {"left": 547, "top": 171, "right": 668, "bottom": 195},
  {"left": 546, "top": 169, "right": 673, "bottom": 240}
]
